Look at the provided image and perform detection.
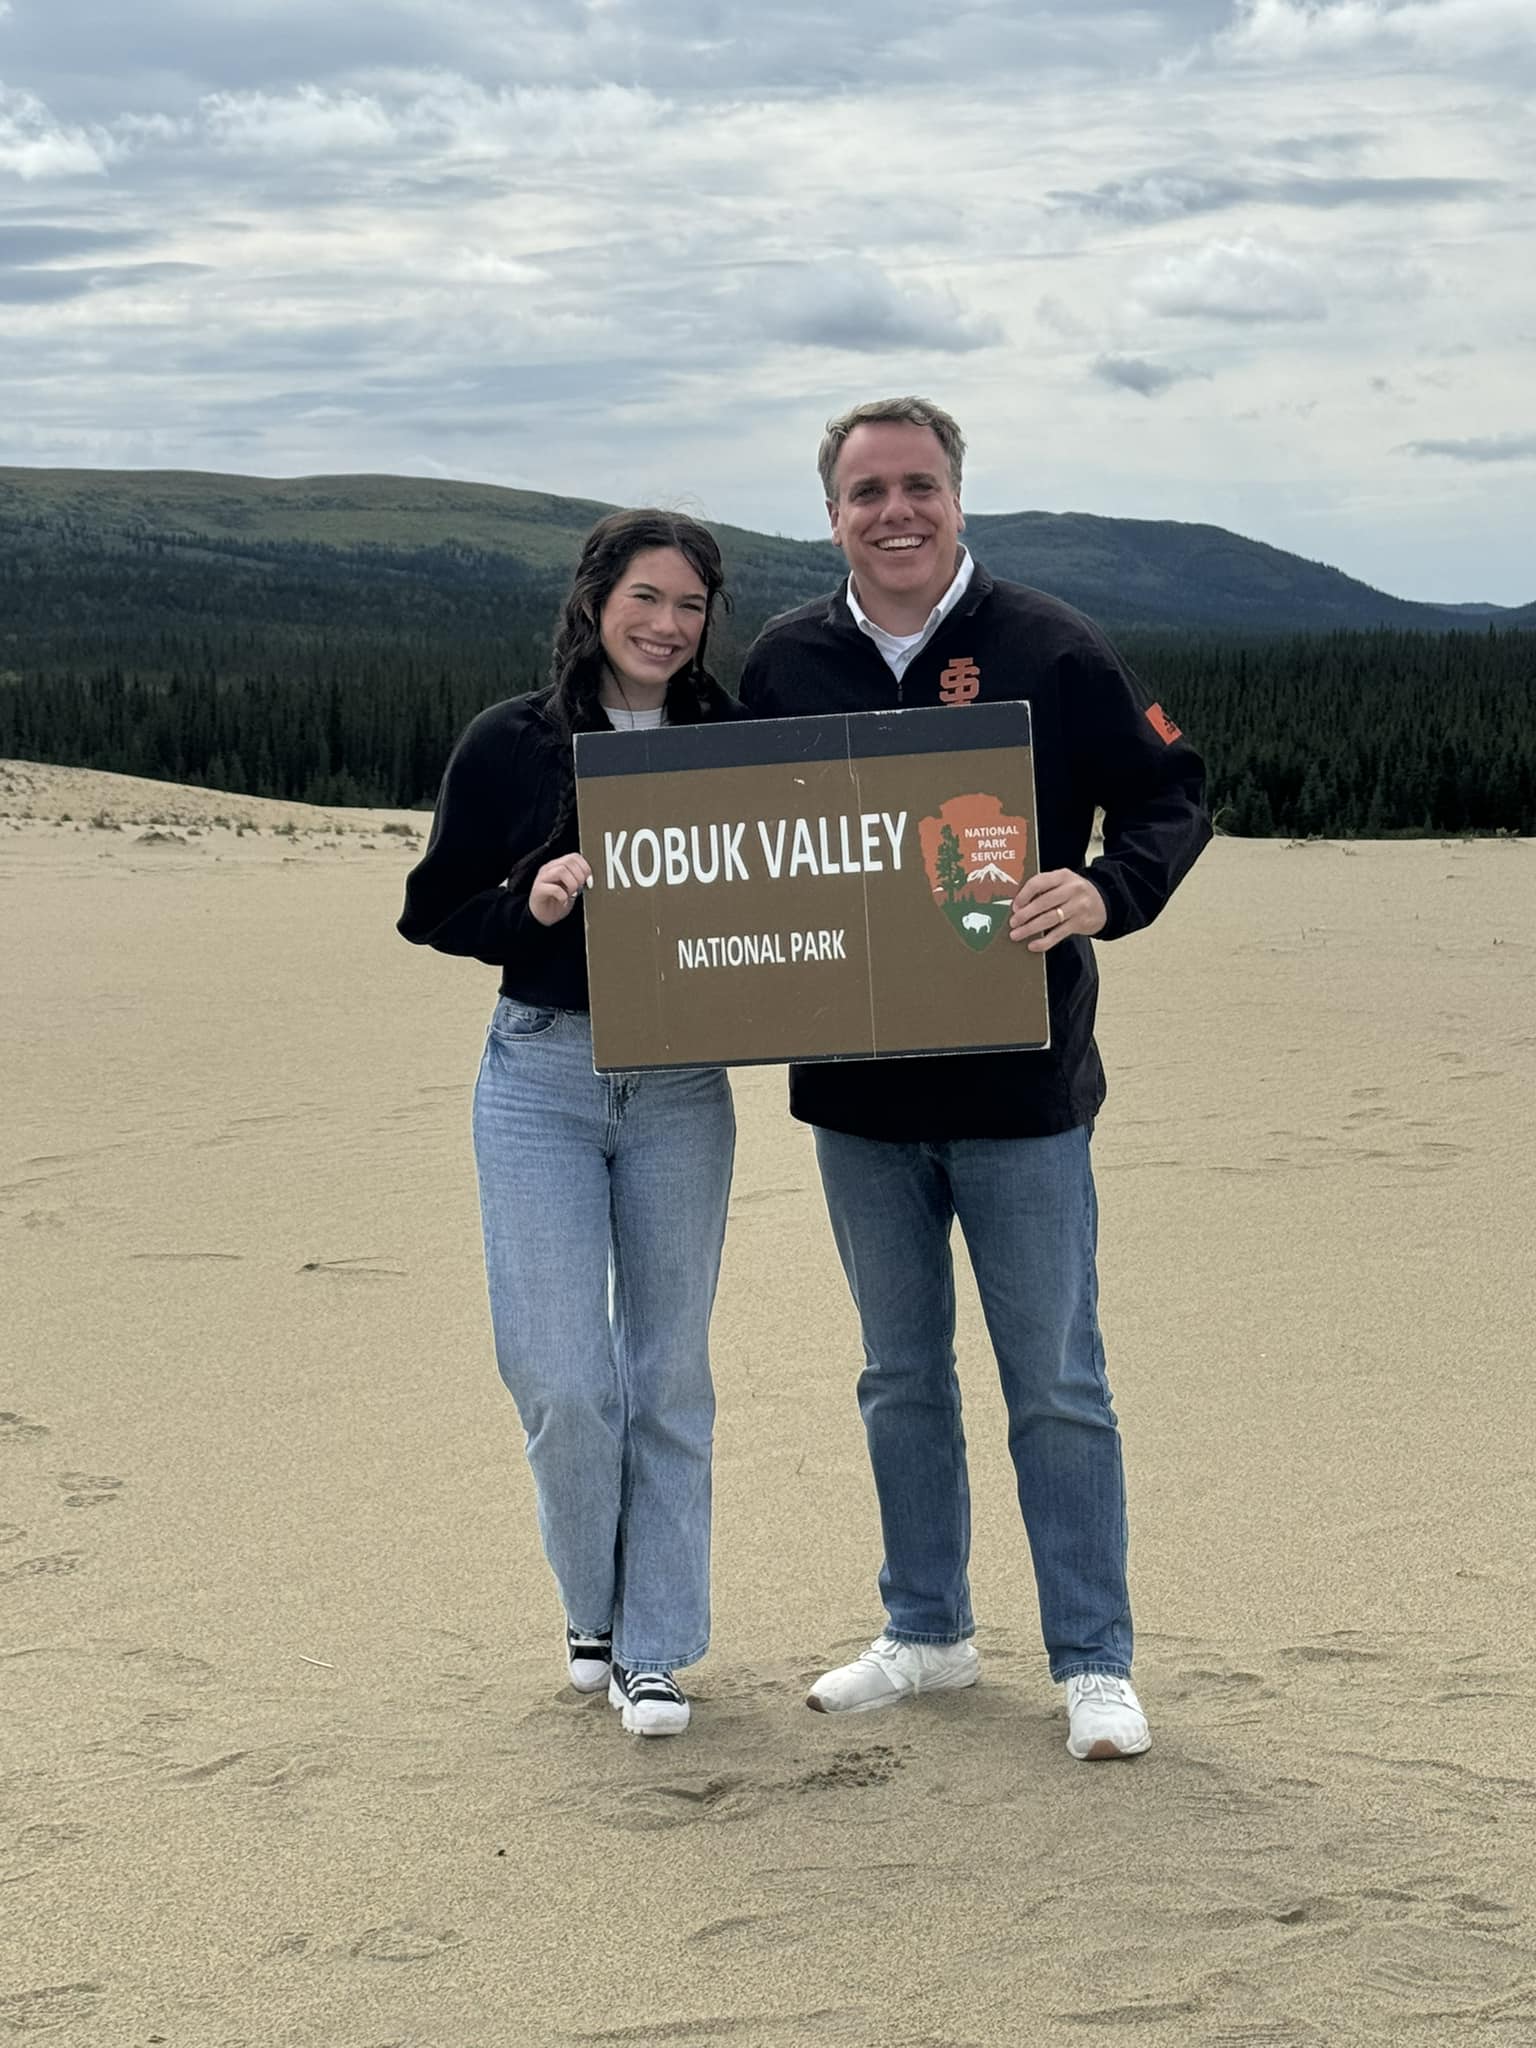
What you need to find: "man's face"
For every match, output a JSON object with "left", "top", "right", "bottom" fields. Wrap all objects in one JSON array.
[{"left": 827, "top": 420, "right": 964, "bottom": 628}]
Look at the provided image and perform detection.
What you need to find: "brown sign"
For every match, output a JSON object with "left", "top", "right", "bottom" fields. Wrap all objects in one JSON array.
[{"left": 574, "top": 703, "right": 1046, "bottom": 1070}]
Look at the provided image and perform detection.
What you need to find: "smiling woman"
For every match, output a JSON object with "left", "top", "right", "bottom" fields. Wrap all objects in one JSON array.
[
  {"left": 598, "top": 547, "right": 710, "bottom": 710},
  {"left": 397, "top": 508, "right": 744, "bottom": 1739}
]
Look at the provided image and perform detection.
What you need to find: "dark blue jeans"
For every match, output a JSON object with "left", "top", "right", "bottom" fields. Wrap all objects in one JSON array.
[{"left": 813, "top": 1123, "right": 1132, "bottom": 1682}]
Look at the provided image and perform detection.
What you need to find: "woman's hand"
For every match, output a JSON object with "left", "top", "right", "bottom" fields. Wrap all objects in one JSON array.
[
  {"left": 1008, "top": 869, "right": 1108, "bottom": 951},
  {"left": 528, "top": 853, "right": 593, "bottom": 926}
]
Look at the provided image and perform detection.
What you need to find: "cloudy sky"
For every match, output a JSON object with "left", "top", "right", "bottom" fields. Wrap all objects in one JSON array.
[{"left": 3, "top": 0, "right": 1533, "bottom": 601}]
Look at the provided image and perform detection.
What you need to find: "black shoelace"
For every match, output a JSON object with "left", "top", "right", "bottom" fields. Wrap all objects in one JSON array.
[{"left": 613, "top": 1661, "right": 683, "bottom": 1705}]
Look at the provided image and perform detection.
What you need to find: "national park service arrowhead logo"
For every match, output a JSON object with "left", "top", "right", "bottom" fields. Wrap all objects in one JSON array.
[{"left": 919, "top": 794, "right": 1028, "bottom": 951}]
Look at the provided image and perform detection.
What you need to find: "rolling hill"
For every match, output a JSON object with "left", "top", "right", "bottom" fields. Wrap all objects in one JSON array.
[{"left": 1, "top": 465, "right": 1525, "bottom": 635}]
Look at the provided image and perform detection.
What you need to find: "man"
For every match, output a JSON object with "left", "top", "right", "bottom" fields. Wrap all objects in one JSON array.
[{"left": 738, "top": 397, "right": 1209, "bottom": 1761}]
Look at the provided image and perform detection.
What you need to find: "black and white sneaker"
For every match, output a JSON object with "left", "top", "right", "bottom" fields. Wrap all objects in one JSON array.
[
  {"left": 566, "top": 1623, "right": 613, "bottom": 1695},
  {"left": 608, "top": 1660, "right": 690, "bottom": 1737}
]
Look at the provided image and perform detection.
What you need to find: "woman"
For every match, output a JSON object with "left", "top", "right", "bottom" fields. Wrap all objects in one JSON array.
[{"left": 398, "top": 509, "right": 740, "bottom": 1738}]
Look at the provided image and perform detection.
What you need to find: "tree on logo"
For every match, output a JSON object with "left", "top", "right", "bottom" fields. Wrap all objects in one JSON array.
[{"left": 935, "top": 824, "right": 966, "bottom": 902}]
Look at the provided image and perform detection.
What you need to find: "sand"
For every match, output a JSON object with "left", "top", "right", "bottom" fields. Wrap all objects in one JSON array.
[{"left": 4, "top": 758, "right": 1535, "bottom": 2048}]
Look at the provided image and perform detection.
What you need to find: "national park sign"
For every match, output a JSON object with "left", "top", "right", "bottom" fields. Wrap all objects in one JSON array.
[{"left": 573, "top": 701, "right": 1047, "bottom": 1071}]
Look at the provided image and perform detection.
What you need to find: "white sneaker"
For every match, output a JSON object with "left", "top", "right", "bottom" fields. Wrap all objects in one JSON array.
[
  {"left": 565, "top": 1623, "right": 613, "bottom": 1695},
  {"left": 608, "top": 1662, "right": 690, "bottom": 1737},
  {"left": 806, "top": 1635, "right": 979, "bottom": 1714},
  {"left": 1065, "top": 1673, "right": 1151, "bottom": 1760}
]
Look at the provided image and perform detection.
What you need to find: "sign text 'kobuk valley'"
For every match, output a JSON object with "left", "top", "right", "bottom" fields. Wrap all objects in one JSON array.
[{"left": 602, "top": 810, "right": 909, "bottom": 890}]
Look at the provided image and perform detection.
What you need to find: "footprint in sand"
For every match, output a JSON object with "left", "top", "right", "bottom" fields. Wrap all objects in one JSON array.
[
  {"left": 789, "top": 1744, "right": 907, "bottom": 1793},
  {"left": 261, "top": 1933, "right": 315, "bottom": 1959},
  {"left": 170, "top": 1742, "right": 341, "bottom": 1790},
  {"left": 58, "top": 1472, "right": 124, "bottom": 1509},
  {"left": 0, "top": 1550, "right": 86, "bottom": 1586},
  {"left": 561, "top": 1745, "right": 908, "bottom": 1837},
  {"left": 0, "top": 1411, "right": 50, "bottom": 1443},
  {"left": 568, "top": 1772, "right": 766, "bottom": 1835},
  {"left": 342, "top": 1921, "right": 467, "bottom": 1963},
  {"left": 0, "top": 1985, "right": 106, "bottom": 2032},
  {"left": 1167, "top": 1665, "right": 1277, "bottom": 1708},
  {"left": 119, "top": 1646, "right": 217, "bottom": 1689},
  {"left": 0, "top": 1523, "right": 25, "bottom": 1545}
]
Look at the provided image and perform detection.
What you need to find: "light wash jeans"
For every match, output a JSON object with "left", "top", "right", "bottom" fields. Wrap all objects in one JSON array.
[
  {"left": 472, "top": 1000, "right": 734, "bottom": 1672},
  {"left": 813, "top": 1122, "right": 1132, "bottom": 1683}
]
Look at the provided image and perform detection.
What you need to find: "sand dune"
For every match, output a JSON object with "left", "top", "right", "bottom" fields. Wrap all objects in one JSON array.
[{"left": 4, "top": 761, "right": 1535, "bottom": 2047}]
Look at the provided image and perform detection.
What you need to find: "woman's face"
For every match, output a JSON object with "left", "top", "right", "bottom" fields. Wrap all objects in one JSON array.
[{"left": 598, "top": 546, "right": 710, "bottom": 704}]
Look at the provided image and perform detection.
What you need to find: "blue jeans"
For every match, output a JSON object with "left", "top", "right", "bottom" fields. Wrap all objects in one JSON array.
[
  {"left": 813, "top": 1123, "right": 1132, "bottom": 1682},
  {"left": 472, "top": 1001, "right": 734, "bottom": 1672}
]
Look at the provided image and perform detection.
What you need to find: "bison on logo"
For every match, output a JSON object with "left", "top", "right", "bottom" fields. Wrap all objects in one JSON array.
[{"left": 918, "top": 794, "right": 1029, "bottom": 952}]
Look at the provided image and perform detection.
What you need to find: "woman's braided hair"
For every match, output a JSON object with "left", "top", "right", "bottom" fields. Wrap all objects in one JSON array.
[{"left": 512, "top": 508, "right": 730, "bottom": 889}]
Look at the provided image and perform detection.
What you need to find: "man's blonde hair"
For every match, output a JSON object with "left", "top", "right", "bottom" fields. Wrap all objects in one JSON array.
[{"left": 817, "top": 396, "right": 966, "bottom": 500}]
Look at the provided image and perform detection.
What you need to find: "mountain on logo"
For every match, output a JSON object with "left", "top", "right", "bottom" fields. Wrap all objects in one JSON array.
[{"left": 918, "top": 794, "right": 1031, "bottom": 953}]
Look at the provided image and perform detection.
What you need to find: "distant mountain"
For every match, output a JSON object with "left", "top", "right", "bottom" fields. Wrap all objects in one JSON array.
[
  {"left": 0, "top": 465, "right": 1529, "bottom": 634},
  {"left": 959, "top": 510, "right": 1507, "bottom": 633}
]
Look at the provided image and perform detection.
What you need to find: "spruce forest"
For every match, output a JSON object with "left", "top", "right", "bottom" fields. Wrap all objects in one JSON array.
[{"left": 1, "top": 501, "right": 1532, "bottom": 837}]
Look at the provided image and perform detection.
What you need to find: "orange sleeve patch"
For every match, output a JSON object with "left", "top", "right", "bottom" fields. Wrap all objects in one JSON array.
[{"left": 1145, "top": 702, "right": 1182, "bottom": 745}]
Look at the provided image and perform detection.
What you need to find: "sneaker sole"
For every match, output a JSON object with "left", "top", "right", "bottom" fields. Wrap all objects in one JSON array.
[
  {"left": 568, "top": 1664, "right": 611, "bottom": 1694},
  {"left": 805, "top": 1667, "right": 979, "bottom": 1714},
  {"left": 618, "top": 1707, "right": 689, "bottom": 1737}
]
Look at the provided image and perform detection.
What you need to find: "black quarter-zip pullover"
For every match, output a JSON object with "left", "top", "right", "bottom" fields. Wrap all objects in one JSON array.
[{"left": 738, "top": 564, "right": 1211, "bottom": 1140}]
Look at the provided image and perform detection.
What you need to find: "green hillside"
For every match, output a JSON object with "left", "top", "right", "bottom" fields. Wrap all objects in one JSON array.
[
  {"left": 0, "top": 466, "right": 837, "bottom": 606},
  {"left": 2, "top": 465, "right": 1523, "bottom": 632},
  {"left": 2, "top": 464, "right": 1531, "bottom": 837},
  {"left": 0, "top": 467, "right": 616, "bottom": 561}
]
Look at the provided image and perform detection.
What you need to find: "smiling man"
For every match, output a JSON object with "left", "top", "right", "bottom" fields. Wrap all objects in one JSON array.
[{"left": 739, "top": 395, "right": 1211, "bottom": 1762}]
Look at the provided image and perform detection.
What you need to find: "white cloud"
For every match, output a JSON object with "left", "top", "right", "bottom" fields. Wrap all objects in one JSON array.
[
  {"left": 1037, "top": 295, "right": 1090, "bottom": 341},
  {"left": 191, "top": 78, "right": 667, "bottom": 165},
  {"left": 1218, "top": 0, "right": 1536, "bottom": 64},
  {"left": 442, "top": 249, "right": 550, "bottom": 286},
  {"left": 1136, "top": 234, "right": 1329, "bottom": 322},
  {"left": 0, "top": 83, "right": 112, "bottom": 179},
  {"left": 201, "top": 86, "right": 400, "bottom": 156}
]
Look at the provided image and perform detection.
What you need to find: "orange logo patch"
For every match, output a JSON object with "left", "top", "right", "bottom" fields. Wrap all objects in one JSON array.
[
  {"left": 1145, "top": 702, "right": 1182, "bottom": 744},
  {"left": 938, "top": 657, "right": 981, "bottom": 706},
  {"left": 918, "top": 793, "right": 1029, "bottom": 952}
]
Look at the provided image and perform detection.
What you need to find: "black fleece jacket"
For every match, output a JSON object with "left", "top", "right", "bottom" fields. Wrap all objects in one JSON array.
[
  {"left": 738, "top": 565, "right": 1211, "bottom": 1141},
  {"left": 397, "top": 680, "right": 743, "bottom": 1009}
]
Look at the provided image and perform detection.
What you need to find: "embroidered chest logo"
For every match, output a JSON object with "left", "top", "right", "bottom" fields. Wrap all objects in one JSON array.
[
  {"left": 919, "top": 794, "right": 1029, "bottom": 951},
  {"left": 938, "top": 657, "right": 981, "bottom": 706}
]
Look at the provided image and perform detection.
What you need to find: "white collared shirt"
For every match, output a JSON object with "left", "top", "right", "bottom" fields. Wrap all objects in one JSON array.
[{"left": 846, "top": 547, "right": 976, "bottom": 681}]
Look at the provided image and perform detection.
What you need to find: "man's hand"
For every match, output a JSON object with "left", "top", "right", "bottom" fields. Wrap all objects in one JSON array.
[
  {"left": 1008, "top": 868, "right": 1107, "bottom": 952},
  {"left": 529, "top": 853, "right": 592, "bottom": 926}
]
